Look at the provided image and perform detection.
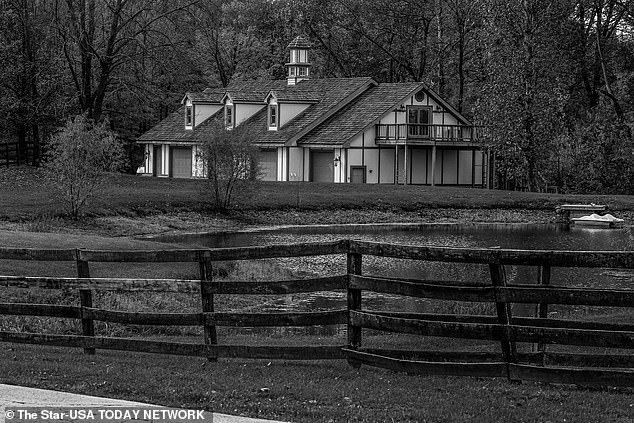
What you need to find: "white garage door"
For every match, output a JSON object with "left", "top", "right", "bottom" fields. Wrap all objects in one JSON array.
[
  {"left": 171, "top": 147, "right": 192, "bottom": 178},
  {"left": 311, "top": 151, "right": 334, "bottom": 182},
  {"left": 259, "top": 150, "right": 277, "bottom": 181}
]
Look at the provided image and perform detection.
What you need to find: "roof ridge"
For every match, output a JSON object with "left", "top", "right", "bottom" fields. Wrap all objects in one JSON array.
[{"left": 284, "top": 78, "right": 377, "bottom": 145}]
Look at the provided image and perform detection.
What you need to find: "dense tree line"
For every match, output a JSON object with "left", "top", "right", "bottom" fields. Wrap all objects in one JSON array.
[{"left": 0, "top": 0, "right": 632, "bottom": 193}]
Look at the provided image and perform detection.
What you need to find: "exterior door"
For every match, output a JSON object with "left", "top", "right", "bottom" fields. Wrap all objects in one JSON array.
[
  {"left": 171, "top": 147, "right": 192, "bottom": 178},
  {"left": 310, "top": 150, "right": 334, "bottom": 182},
  {"left": 259, "top": 150, "right": 277, "bottom": 181},
  {"left": 153, "top": 146, "right": 162, "bottom": 176},
  {"left": 350, "top": 166, "right": 366, "bottom": 184},
  {"left": 407, "top": 107, "right": 431, "bottom": 138}
]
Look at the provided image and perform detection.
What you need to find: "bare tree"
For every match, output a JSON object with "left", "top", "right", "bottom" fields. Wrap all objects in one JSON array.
[
  {"left": 54, "top": 0, "right": 196, "bottom": 121},
  {"left": 198, "top": 123, "right": 260, "bottom": 210}
]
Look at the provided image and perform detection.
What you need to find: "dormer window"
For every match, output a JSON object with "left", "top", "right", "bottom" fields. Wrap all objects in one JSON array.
[
  {"left": 268, "top": 104, "right": 278, "bottom": 129},
  {"left": 225, "top": 105, "right": 233, "bottom": 128},
  {"left": 185, "top": 106, "right": 193, "bottom": 126}
]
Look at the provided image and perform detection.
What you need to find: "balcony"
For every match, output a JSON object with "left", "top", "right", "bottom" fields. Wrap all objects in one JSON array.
[{"left": 375, "top": 124, "right": 481, "bottom": 145}]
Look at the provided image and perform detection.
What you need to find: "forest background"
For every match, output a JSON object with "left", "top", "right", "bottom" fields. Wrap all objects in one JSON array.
[{"left": 0, "top": 0, "right": 633, "bottom": 194}]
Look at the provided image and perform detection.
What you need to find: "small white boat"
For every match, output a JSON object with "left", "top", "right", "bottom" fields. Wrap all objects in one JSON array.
[{"left": 571, "top": 213, "right": 624, "bottom": 228}]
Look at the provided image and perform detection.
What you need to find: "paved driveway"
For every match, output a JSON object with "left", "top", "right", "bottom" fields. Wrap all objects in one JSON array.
[{"left": 0, "top": 384, "right": 288, "bottom": 423}]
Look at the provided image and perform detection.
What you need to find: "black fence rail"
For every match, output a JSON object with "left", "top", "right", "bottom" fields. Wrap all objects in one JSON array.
[
  {"left": 1, "top": 240, "right": 634, "bottom": 387},
  {"left": 0, "top": 142, "right": 36, "bottom": 167}
]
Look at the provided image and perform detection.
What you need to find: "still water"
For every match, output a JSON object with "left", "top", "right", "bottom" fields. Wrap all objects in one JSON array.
[
  {"left": 183, "top": 223, "right": 631, "bottom": 251},
  {"left": 163, "top": 223, "right": 634, "bottom": 317}
]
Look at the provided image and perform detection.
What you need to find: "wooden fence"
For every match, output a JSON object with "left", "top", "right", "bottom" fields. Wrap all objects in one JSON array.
[
  {"left": 1, "top": 240, "right": 634, "bottom": 387},
  {"left": 0, "top": 141, "right": 36, "bottom": 167}
]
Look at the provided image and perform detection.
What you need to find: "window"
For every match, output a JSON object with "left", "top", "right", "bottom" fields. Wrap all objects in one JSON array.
[
  {"left": 289, "top": 67, "right": 296, "bottom": 76},
  {"left": 407, "top": 106, "right": 431, "bottom": 138},
  {"left": 299, "top": 67, "right": 307, "bottom": 77},
  {"left": 226, "top": 105, "right": 233, "bottom": 127},
  {"left": 185, "top": 106, "right": 193, "bottom": 126},
  {"left": 268, "top": 104, "right": 277, "bottom": 128}
]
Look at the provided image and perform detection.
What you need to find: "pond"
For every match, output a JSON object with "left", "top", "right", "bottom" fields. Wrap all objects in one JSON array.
[
  {"left": 158, "top": 223, "right": 634, "bottom": 320},
  {"left": 163, "top": 222, "right": 632, "bottom": 252},
  {"left": 166, "top": 222, "right": 632, "bottom": 251}
]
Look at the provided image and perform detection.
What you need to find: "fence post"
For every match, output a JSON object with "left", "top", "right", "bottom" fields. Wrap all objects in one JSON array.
[
  {"left": 489, "top": 263, "right": 516, "bottom": 380},
  {"left": 347, "top": 251, "right": 362, "bottom": 368},
  {"left": 535, "top": 265, "right": 551, "bottom": 362},
  {"left": 199, "top": 256, "right": 218, "bottom": 361},
  {"left": 76, "top": 250, "right": 95, "bottom": 355}
]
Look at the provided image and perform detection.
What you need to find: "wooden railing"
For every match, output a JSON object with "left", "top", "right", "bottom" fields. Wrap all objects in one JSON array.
[
  {"left": 0, "top": 141, "right": 36, "bottom": 167},
  {"left": 1, "top": 240, "right": 634, "bottom": 386},
  {"left": 375, "top": 124, "right": 480, "bottom": 144}
]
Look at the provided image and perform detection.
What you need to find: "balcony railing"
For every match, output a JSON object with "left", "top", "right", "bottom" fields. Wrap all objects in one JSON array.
[{"left": 375, "top": 124, "right": 480, "bottom": 144}]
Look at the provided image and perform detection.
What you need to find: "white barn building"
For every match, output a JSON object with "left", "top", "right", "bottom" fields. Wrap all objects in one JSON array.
[{"left": 137, "top": 36, "right": 490, "bottom": 187}]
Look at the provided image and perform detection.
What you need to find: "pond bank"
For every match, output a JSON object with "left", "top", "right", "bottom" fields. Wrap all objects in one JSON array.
[{"left": 1, "top": 206, "right": 632, "bottom": 240}]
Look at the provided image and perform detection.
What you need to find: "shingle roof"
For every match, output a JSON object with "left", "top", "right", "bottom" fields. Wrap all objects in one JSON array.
[
  {"left": 186, "top": 89, "right": 224, "bottom": 103},
  {"left": 140, "top": 77, "right": 468, "bottom": 149},
  {"left": 268, "top": 89, "right": 320, "bottom": 103},
  {"left": 250, "top": 77, "right": 376, "bottom": 146},
  {"left": 223, "top": 80, "right": 288, "bottom": 103},
  {"left": 139, "top": 77, "right": 376, "bottom": 146},
  {"left": 287, "top": 35, "right": 311, "bottom": 49},
  {"left": 137, "top": 107, "right": 223, "bottom": 143},
  {"left": 299, "top": 83, "right": 422, "bottom": 145},
  {"left": 227, "top": 80, "right": 287, "bottom": 93},
  {"left": 224, "top": 91, "right": 269, "bottom": 103}
]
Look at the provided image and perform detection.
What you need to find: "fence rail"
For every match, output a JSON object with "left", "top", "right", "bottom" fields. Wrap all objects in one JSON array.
[
  {"left": 1, "top": 240, "right": 634, "bottom": 386},
  {"left": 0, "top": 141, "right": 36, "bottom": 167}
]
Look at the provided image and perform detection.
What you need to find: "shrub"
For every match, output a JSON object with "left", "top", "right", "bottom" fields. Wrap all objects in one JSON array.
[
  {"left": 197, "top": 122, "right": 260, "bottom": 210},
  {"left": 43, "top": 115, "right": 127, "bottom": 218}
]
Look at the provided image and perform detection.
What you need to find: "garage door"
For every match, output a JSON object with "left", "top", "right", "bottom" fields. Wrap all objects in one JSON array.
[
  {"left": 311, "top": 151, "right": 334, "bottom": 182},
  {"left": 171, "top": 147, "right": 192, "bottom": 178},
  {"left": 259, "top": 150, "right": 277, "bottom": 181}
]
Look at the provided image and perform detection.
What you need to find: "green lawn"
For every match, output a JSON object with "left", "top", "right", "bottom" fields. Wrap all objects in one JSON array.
[
  {"left": 2, "top": 343, "right": 633, "bottom": 422},
  {"left": 2, "top": 167, "right": 633, "bottom": 222}
]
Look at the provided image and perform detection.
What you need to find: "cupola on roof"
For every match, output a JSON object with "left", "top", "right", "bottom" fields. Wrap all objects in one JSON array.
[
  {"left": 286, "top": 35, "right": 312, "bottom": 86},
  {"left": 287, "top": 35, "right": 311, "bottom": 49}
]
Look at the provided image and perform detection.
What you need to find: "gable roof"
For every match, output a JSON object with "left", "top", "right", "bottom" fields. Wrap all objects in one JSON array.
[
  {"left": 137, "top": 107, "right": 223, "bottom": 143},
  {"left": 422, "top": 83, "right": 473, "bottom": 126},
  {"left": 287, "top": 35, "right": 311, "bottom": 49},
  {"left": 138, "top": 76, "right": 471, "bottom": 147},
  {"left": 220, "top": 80, "right": 288, "bottom": 104},
  {"left": 250, "top": 77, "right": 376, "bottom": 146},
  {"left": 266, "top": 90, "right": 320, "bottom": 103},
  {"left": 299, "top": 82, "right": 422, "bottom": 146},
  {"left": 183, "top": 89, "right": 225, "bottom": 104}
]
